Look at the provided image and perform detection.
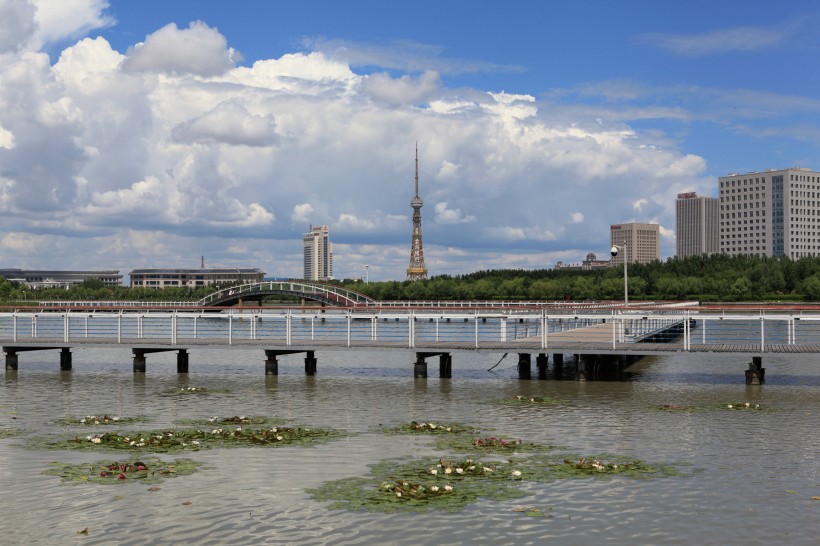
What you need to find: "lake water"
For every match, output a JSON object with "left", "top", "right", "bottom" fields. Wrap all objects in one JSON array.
[{"left": 0, "top": 347, "right": 818, "bottom": 545}]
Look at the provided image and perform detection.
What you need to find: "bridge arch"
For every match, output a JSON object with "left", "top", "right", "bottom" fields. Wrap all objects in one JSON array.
[{"left": 197, "top": 281, "right": 376, "bottom": 307}]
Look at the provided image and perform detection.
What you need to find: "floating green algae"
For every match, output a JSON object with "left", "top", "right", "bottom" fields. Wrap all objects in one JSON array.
[
  {"left": 651, "top": 405, "right": 702, "bottom": 412},
  {"left": 0, "top": 429, "right": 25, "bottom": 439},
  {"left": 36, "top": 425, "right": 348, "bottom": 453},
  {"left": 44, "top": 457, "right": 202, "bottom": 485}
]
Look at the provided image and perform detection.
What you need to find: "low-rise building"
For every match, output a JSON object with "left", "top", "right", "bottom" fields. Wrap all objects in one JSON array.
[
  {"left": 128, "top": 268, "right": 265, "bottom": 288},
  {"left": 0, "top": 269, "right": 122, "bottom": 289}
]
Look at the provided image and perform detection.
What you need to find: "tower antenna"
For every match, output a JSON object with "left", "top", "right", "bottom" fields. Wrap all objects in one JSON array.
[{"left": 406, "top": 141, "right": 428, "bottom": 280}]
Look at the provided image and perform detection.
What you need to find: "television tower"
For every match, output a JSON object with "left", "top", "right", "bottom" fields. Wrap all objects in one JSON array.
[{"left": 406, "top": 142, "right": 428, "bottom": 280}]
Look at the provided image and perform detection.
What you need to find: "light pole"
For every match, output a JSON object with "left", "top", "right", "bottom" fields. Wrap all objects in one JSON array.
[
  {"left": 365, "top": 264, "right": 370, "bottom": 284},
  {"left": 610, "top": 241, "right": 628, "bottom": 304}
]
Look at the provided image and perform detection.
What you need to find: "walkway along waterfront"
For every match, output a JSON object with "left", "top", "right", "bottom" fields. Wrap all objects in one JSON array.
[{"left": 4, "top": 306, "right": 820, "bottom": 383}]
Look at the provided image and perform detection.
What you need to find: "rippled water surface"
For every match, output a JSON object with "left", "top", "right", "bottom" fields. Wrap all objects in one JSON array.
[{"left": 1, "top": 347, "right": 818, "bottom": 545}]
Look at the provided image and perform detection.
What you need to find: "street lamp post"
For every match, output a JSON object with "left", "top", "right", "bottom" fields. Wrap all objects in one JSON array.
[{"left": 610, "top": 241, "right": 628, "bottom": 305}]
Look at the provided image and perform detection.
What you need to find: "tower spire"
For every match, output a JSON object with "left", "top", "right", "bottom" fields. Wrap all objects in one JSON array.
[{"left": 407, "top": 141, "right": 428, "bottom": 280}]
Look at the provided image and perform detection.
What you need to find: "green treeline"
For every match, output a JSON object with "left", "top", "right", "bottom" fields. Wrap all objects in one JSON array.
[
  {"left": 5, "top": 254, "right": 820, "bottom": 304},
  {"left": 345, "top": 254, "right": 820, "bottom": 302}
]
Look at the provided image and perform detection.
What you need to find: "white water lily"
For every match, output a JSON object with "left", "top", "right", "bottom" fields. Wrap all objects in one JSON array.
[
  {"left": 80, "top": 419, "right": 86, "bottom": 423},
  {"left": 192, "top": 440, "right": 200, "bottom": 445},
  {"left": 91, "top": 437, "right": 102, "bottom": 444},
  {"left": 483, "top": 467, "right": 494, "bottom": 473},
  {"left": 236, "top": 427, "right": 242, "bottom": 432},
  {"left": 129, "top": 441, "right": 136, "bottom": 446},
  {"left": 430, "top": 485, "right": 439, "bottom": 492},
  {"left": 512, "top": 470, "right": 522, "bottom": 478},
  {"left": 468, "top": 466, "right": 476, "bottom": 471},
  {"left": 276, "top": 435, "right": 283, "bottom": 441},
  {"left": 85, "top": 435, "right": 92, "bottom": 440},
  {"left": 444, "top": 485, "right": 453, "bottom": 491},
  {"left": 456, "top": 468, "right": 464, "bottom": 474},
  {"left": 430, "top": 469, "right": 438, "bottom": 475},
  {"left": 444, "top": 467, "right": 452, "bottom": 474}
]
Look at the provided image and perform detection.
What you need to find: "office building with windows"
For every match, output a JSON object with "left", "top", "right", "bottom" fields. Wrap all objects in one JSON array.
[
  {"left": 610, "top": 223, "right": 660, "bottom": 266},
  {"left": 676, "top": 192, "right": 720, "bottom": 258},
  {"left": 303, "top": 225, "right": 333, "bottom": 281},
  {"left": 719, "top": 167, "right": 820, "bottom": 259}
]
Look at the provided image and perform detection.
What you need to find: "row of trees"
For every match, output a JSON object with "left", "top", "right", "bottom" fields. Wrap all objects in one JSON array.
[
  {"left": 343, "top": 254, "right": 820, "bottom": 302},
  {"left": 5, "top": 254, "right": 820, "bottom": 303}
]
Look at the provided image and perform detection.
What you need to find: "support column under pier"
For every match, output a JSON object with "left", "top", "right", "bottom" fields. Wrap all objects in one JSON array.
[
  {"left": 60, "top": 348, "right": 72, "bottom": 371},
  {"left": 305, "top": 351, "right": 317, "bottom": 376},
  {"left": 133, "top": 351, "right": 146, "bottom": 374},
  {"left": 517, "top": 353, "right": 532, "bottom": 380},
  {"left": 439, "top": 354, "right": 452, "bottom": 378},
  {"left": 552, "top": 353, "right": 564, "bottom": 379},
  {"left": 745, "top": 356, "right": 765, "bottom": 385},
  {"left": 177, "top": 350, "right": 189, "bottom": 374},
  {"left": 574, "top": 354, "right": 588, "bottom": 381},
  {"left": 414, "top": 354, "right": 427, "bottom": 378},
  {"left": 5, "top": 351, "right": 18, "bottom": 371},
  {"left": 536, "top": 353, "right": 549, "bottom": 380},
  {"left": 264, "top": 351, "right": 279, "bottom": 376}
]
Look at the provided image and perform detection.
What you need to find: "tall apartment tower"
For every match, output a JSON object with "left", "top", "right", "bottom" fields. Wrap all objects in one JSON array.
[
  {"left": 719, "top": 167, "right": 820, "bottom": 259},
  {"left": 303, "top": 225, "right": 333, "bottom": 281},
  {"left": 406, "top": 142, "right": 428, "bottom": 280},
  {"left": 610, "top": 223, "right": 660, "bottom": 265},
  {"left": 676, "top": 192, "right": 720, "bottom": 258}
]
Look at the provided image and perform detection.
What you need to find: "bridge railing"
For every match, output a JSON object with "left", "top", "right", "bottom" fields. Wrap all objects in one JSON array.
[{"left": 3, "top": 309, "right": 820, "bottom": 351}]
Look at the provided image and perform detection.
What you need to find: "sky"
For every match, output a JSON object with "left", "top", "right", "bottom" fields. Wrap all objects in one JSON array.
[{"left": 2, "top": 0, "right": 820, "bottom": 281}]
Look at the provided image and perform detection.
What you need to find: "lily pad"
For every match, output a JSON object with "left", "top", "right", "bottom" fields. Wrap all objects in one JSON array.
[
  {"left": 307, "top": 456, "right": 529, "bottom": 513},
  {"left": 380, "top": 421, "right": 481, "bottom": 435},
  {"left": 36, "top": 425, "right": 347, "bottom": 453},
  {"left": 44, "top": 457, "right": 202, "bottom": 485},
  {"left": 54, "top": 415, "right": 148, "bottom": 426},
  {"left": 722, "top": 402, "right": 769, "bottom": 411},
  {"left": 652, "top": 405, "right": 701, "bottom": 412},
  {"left": 433, "top": 435, "right": 560, "bottom": 454},
  {"left": 176, "top": 415, "right": 283, "bottom": 427}
]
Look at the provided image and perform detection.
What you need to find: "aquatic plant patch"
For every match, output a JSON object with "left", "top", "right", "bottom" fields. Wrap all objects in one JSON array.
[
  {"left": 500, "top": 395, "right": 561, "bottom": 405},
  {"left": 44, "top": 457, "right": 202, "bottom": 485},
  {"left": 433, "top": 435, "right": 560, "bottom": 454},
  {"left": 523, "top": 454, "right": 692, "bottom": 481},
  {"left": 307, "top": 457, "right": 529, "bottom": 513},
  {"left": 652, "top": 404, "right": 701, "bottom": 412},
  {"left": 308, "top": 452, "right": 691, "bottom": 514},
  {"left": 381, "top": 421, "right": 481, "bottom": 435},
  {"left": 723, "top": 402, "right": 768, "bottom": 410},
  {"left": 175, "top": 415, "right": 284, "bottom": 427},
  {"left": 163, "top": 386, "right": 228, "bottom": 396},
  {"left": 38, "top": 425, "right": 347, "bottom": 453},
  {"left": 54, "top": 415, "right": 148, "bottom": 426},
  {"left": 0, "top": 429, "right": 24, "bottom": 439}
]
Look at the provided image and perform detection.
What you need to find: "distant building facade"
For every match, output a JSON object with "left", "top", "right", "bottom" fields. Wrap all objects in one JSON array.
[
  {"left": 719, "top": 167, "right": 820, "bottom": 259},
  {"left": 128, "top": 268, "right": 264, "bottom": 288},
  {"left": 676, "top": 192, "right": 719, "bottom": 258},
  {"left": 303, "top": 225, "right": 333, "bottom": 281},
  {"left": 0, "top": 269, "right": 122, "bottom": 289},
  {"left": 555, "top": 253, "right": 611, "bottom": 270},
  {"left": 610, "top": 223, "right": 660, "bottom": 265}
]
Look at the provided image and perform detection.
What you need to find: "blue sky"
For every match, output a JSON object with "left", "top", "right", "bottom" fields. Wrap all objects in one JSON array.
[{"left": 2, "top": 0, "right": 820, "bottom": 280}]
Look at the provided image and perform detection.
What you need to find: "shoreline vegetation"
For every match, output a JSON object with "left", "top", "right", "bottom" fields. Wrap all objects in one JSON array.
[{"left": 4, "top": 255, "right": 820, "bottom": 304}]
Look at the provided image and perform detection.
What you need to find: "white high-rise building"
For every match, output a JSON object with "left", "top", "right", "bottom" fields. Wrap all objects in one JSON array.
[
  {"left": 303, "top": 225, "right": 333, "bottom": 281},
  {"left": 719, "top": 168, "right": 820, "bottom": 259},
  {"left": 610, "top": 223, "right": 660, "bottom": 265},
  {"left": 676, "top": 192, "right": 720, "bottom": 258}
]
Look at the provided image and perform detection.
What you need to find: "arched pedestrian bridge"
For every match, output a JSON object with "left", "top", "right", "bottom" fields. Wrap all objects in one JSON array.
[{"left": 197, "top": 281, "right": 377, "bottom": 307}]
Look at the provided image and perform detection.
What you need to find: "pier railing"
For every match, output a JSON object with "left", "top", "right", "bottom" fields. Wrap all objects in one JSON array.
[{"left": 3, "top": 308, "right": 820, "bottom": 352}]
